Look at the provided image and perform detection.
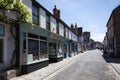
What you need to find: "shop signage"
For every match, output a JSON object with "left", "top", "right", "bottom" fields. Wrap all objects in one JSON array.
[
  {"left": 50, "top": 32, "right": 65, "bottom": 41},
  {"left": 0, "top": 25, "right": 4, "bottom": 36}
]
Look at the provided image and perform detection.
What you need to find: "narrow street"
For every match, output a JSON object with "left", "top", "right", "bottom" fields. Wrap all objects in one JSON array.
[{"left": 46, "top": 50, "right": 116, "bottom": 80}]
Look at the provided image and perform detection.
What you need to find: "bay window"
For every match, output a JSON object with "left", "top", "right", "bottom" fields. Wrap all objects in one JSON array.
[{"left": 22, "top": 33, "right": 48, "bottom": 65}]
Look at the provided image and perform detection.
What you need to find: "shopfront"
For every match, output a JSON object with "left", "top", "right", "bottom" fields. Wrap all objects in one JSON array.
[
  {"left": 19, "top": 23, "right": 49, "bottom": 74},
  {"left": 69, "top": 40, "right": 78, "bottom": 56},
  {"left": 64, "top": 39, "right": 70, "bottom": 58},
  {"left": 49, "top": 32, "right": 65, "bottom": 62},
  {"left": 22, "top": 33, "right": 48, "bottom": 64}
]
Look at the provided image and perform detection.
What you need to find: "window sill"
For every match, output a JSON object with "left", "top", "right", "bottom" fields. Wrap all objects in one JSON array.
[{"left": 27, "top": 58, "right": 49, "bottom": 65}]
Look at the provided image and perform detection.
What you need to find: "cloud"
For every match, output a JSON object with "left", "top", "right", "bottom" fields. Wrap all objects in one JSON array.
[
  {"left": 92, "top": 33, "right": 105, "bottom": 42},
  {"left": 85, "top": 24, "right": 105, "bottom": 42}
]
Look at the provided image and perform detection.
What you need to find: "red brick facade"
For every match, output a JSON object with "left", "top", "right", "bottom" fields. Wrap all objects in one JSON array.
[{"left": 107, "top": 5, "right": 120, "bottom": 57}]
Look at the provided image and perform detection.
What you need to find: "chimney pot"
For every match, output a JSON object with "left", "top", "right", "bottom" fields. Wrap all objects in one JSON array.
[{"left": 53, "top": 5, "right": 60, "bottom": 19}]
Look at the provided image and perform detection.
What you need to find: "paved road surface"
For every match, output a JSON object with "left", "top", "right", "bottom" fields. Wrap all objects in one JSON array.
[{"left": 48, "top": 50, "right": 116, "bottom": 80}]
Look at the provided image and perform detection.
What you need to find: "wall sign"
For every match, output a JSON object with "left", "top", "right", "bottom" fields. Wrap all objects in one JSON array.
[{"left": 0, "top": 25, "right": 4, "bottom": 36}]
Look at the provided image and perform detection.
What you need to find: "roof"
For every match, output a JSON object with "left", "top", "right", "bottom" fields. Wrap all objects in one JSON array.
[
  {"left": 32, "top": 0, "right": 78, "bottom": 35},
  {"left": 106, "top": 5, "right": 120, "bottom": 27}
]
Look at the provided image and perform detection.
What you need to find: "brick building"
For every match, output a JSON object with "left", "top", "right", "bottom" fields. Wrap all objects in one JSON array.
[{"left": 106, "top": 5, "right": 120, "bottom": 57}]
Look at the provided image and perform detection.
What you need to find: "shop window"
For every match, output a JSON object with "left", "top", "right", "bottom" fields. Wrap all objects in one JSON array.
[
  {"left": 32, "top": 4, "right": 39, "bottom": 25},
  {"left": 0, "top": 39, "right": 3, "bottom": 63},
  {"left": 46, "top": 14, "right": 50, "bottom": 30},
  {"left": 49, "top": 43, "right": 56, "bottom": 55},
  {"left": 40, "top": 41, "right": 47, "bottom": 59},
  {"left": 22, "top": 33, "right": 48, "bottom": 64},
  {"left": 28, "top": 39, "right": 39, "bottom": 62},
  {"left": 57, "top": 43, "right": 63, "bottom": 57}
]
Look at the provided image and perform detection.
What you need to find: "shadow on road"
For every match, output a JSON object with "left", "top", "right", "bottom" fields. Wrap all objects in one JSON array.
[{"left": 102, "top": 53, "right": 120, "bottom": 64}]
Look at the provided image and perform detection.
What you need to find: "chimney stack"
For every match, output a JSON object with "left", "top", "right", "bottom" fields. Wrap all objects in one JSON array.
[
  {"left": 71, "top": 24, "right": 74, "bottom": 29},
  {"left": 75, "top": 23, "right": 78, "bottom": 34},
  {"left": 53, "top": 5, "right": 60, "bottom": 19}
]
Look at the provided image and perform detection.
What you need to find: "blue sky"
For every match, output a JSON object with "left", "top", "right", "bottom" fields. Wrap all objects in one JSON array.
[{"left": 36, "top": 0, "right": 120, "bottom": 42}]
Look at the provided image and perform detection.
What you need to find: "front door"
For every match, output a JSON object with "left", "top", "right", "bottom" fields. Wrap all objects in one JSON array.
[{"left": 0, "top": 38, "right": 3, "bottom": 63}]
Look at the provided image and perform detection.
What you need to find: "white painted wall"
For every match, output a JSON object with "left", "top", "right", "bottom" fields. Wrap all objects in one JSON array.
[
  {"left": 59, "top": 23, "right": 64, "bottom": 36},
  {"left": 40, "top": 8, "right": 46, "bottom": 29},
  {"left": 71, "top": 32, "right": 77, "bottom": 42},
  {"left": 22, "top": 0, "right": 32, "bottom": 20},
  {"left": 50, "top": 16, "right": 56, "bottom": 33}
]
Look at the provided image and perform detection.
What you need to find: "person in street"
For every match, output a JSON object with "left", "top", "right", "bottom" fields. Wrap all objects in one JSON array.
[
  {"left": 103, "top": 48, "right": 108, "bottom": 57},
  {"left": 110, "top": 49, "right": 114, "bottom": 57}
]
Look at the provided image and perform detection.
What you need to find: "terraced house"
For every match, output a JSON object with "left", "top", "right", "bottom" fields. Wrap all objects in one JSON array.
[
  {"left": 0, "top": 0, "right": 79, "bottom": 77},
  {"left": 106, "top": 5, "right": 120, "bottom": 57}
]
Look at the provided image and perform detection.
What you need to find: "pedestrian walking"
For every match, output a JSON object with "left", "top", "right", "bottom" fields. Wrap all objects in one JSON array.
[{"left": 103, "top": 48, "right": 107, "bottom": 57}]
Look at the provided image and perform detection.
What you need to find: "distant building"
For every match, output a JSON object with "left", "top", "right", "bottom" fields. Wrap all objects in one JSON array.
[
  {"left": 103, "top": 33, "right": 107, "bottom": 48},
  {"left": 78, "top": 27, "right": 82, "bottom": 37},
  {"left": 89, "top": 39, "right": 95, "bottom": 50},
  {"left": 106, "top": 5, "right": 120, "bottom": 57},
  {"left": 77, "top": 27, "right": 83, "bottom": 52},
  {"left": 95, "top": 41, "right": 104, "bottom": 49},
  {"left": 83, "top": 32, "right": 90, "bottom": 50},
  {"left": 83, "top": 32, "right": 90, "bottom": 42}
]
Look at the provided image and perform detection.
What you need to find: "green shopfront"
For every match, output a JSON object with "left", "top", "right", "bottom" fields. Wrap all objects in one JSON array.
[
  {"left": 19, "top": 23, "right": 49, "bottom": 74},
  {"left": 49, "top": 32, "right": 65, "bottom": 62},
  {"left": 19, "top": 23, "right": 65, "bottom": 74}
]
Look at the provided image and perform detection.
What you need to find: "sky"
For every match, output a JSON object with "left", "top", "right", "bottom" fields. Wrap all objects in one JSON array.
[{"left": 36, "top": 0, "right": 120, "bottom": 42}]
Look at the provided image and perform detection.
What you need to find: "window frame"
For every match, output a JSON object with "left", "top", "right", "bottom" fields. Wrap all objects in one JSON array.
[
  {"left": 32, "top": 4, "right": 39, "bottom": 25},
  {"left": 22, "top": 33, "right": 48, "bottom": 65},
  {"left": 46, "top": 14, "right": 50, "bottom": 30},
  {"left": 56, "top": 21, "right": 59, "bottom": 34}
]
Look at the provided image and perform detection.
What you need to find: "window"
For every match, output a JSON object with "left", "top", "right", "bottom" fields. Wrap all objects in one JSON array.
[
  {"left": 28, "top": 39, "right": 39, "bottom": 61},
  {"left": 64, "top": 27, "right": 66, "bottom": 37},
  {"left": 22, "top": 33, "right": 48, "bottom": 64},
  {"left": 49, "top": 43, "right": 56, "bottom": 55},
  {"left": 46, "top": 14, "right": 50, "bottom": 30},
  {"left": 57, "top": 43, "right": 63, "bottom": 57},
  {"left": 40, "top": 41, "right": 47, "bottom": 59},
  {"left": 56, "top": 21, "right": 59, "bottom": 34},
  {"left": 0, "top": 39, "right": 3, "bottom": 63},
  {"left": 32, "top": 5, "right": 39, "bottom": 25}
]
